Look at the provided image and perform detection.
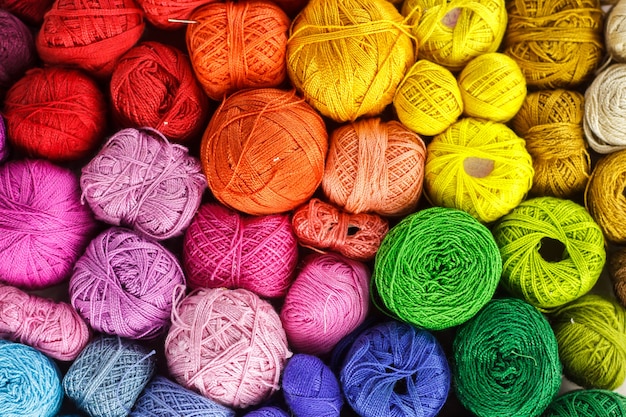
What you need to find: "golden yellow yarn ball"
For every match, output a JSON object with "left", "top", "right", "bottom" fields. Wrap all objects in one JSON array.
[
  {"left": 425, "top": 117, "right": 534, "bottom": 223},
  {"left": 458, "top": 53, "right": 526, "bottom": 122},
  {"left": 286, "top": 0, "right": 415, "bottom": 123},
  {"left": 401, "top": 0, "right": 507, "bottom": 72},
  {"left": 393, "top": 59, "right": 463, "bottom": 136}
]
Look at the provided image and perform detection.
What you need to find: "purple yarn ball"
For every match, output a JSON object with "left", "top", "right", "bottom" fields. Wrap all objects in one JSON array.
[
  {"left": 243, "top": 406, "right": 290, "bottom": 417},
  {"left": 0, "top": 114, "right": 7, "bottom": 162},
  {"left": 0, "top": 9, "right": 35, "bottom": 94}
]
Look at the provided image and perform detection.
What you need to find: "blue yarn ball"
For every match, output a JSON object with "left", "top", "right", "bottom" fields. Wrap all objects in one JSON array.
[
  {"left": 283, "top": 354, "right": 343, "bottom": 417},
  {"left": 340, "top": 321, "right": 450, "bottom": 417},
  {"left": 0, "top": 340, "right": 63, "bottom": 417},
  {"left": 243, "top": 406, "right": 290, "bottom": 417},
  {"left": 130, "top": 376, "right": 235, "bottom": 417},
  {"left": 63, "top": 335, "right": 156, "bottom": 417}
]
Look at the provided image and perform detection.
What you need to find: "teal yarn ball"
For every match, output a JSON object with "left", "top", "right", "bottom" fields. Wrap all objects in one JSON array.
[
  {"left": 0, "top": 340, "right": 63, "bottom": 417},
  {"left": 63, "top": 335, "right": 156, "bottom": 417},
  {"left": 541, "top": 389, "right": 626, "bottom": 417},
  {"left": 373, "top": 206, "right": 501, "bottom": 330},
  {"left": 453, "top": 298, "right": 562, "bottom": 417},
  {"left": 492, "top": 196, "right": 606, "bottom": 310}
]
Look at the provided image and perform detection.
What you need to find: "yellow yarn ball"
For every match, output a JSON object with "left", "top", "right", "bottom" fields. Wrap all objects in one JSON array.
[
  {"left": 286, "top": 0, "right": 416, "bottom": 122},
  {"left": 401, "top": 0, "right": 507, "bottom": 72},
  {"left": 425, "top": 117, "right": 534, "bottom": 223},
  {"left": 458, "top": 52, "right": 526, "bottom": 122},
  {"left": 393, "top": 59, "right": 463, "bottom": 136}
]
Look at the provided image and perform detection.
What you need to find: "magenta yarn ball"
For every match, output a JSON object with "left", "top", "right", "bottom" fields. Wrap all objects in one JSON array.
[
  {"left": 0, "top": 9, "right": 35, "bottom": 95},
  {"left": 280, "top": 253, "right": 370, "bottom": 355},
  {"left": 0, "top": 114, "right": 7, "bottom": 162},
  {"left": 0, "top": 159, "right": 97, "bottom": 289},
  {"left": 183, "top": 203, "right": 298, "bottom": 298},
  {"left": 70, "top": 227, "right": 185, "bottom": 340}
]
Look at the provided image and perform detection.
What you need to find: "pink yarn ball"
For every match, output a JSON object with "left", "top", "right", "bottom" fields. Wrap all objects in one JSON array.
[
  {"left": 70, "top": 227, "right": 185, "bottom": 340},
  {"left": 280, "top": 252, "right": 370, "bottom": 355},
  {"left": 165, "top": 287, "right": 291, "bottom": 409},
  {"left": 81, "top": 127, "right": 206, "bottom": 241},
  {"left": 0, "top": 114, "right": 7, "bottom": 162},
  {"left": 0, "top": 159, "right": 97, "bottom": 289},
  {"left": 183, "top": 203, "right": 298, "bottom": 298}
]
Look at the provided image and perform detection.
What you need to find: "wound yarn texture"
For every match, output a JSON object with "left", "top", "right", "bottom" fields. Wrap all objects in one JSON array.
[
  {"left": 136, "top": 0, "right": 218, "bottom": 30},
  {"left": 541, "top": 389, "right": 626, "bottom": 417},
  {"left": 0, "top": 9, "right": 35, "bottom": 96}
]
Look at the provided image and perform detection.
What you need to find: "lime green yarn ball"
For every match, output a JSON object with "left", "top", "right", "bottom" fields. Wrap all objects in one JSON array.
[
  {"left": 492, "top": 196, "right": 606, "bottom": 311},
  {"left": 542, "top": 389, "right": 626, "bottom": 417},
  {"left": 453, "top": 297, "right": 562, "bottom": 417},
  {"left": 550, "top": 294, "right": 626, "bottom": 390},
  {"left": 373, "top": 206, "right": 501, "bottom": 330}
]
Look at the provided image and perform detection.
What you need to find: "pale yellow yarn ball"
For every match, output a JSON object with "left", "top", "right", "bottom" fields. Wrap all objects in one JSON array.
[{"left": 607, "top": 0, "right": 626, "bottom": 62}]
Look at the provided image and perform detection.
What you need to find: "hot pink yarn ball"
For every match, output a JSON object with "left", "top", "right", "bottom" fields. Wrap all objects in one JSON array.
[
  {"left": 280, "top": 252, "right": 370, "bottom": 355},
  {"left": 165, "top": 287, "right": 291, "bottom": 409},
  {"left": 70, "top": 227, "right": 185, "bottom": 340},
  {"left": 81, "top": 127, "right": 206, "bottom": 241},
  {"left": 183, "top": 203, "right": 298, "bottom": 298},
  {"left": 0, "top": 159, "right": 97, "bottom": 289}
]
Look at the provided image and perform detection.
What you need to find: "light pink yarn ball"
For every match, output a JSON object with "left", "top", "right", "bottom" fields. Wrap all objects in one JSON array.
[
  {"left": 280, "top": 252, "right": 370, "bottom": 355},
  {"left": 183, "top": 203, "right": 298, "bottom": 298},
  {"left": 165, "top": 287, "right": 291, "bottom": 409}
]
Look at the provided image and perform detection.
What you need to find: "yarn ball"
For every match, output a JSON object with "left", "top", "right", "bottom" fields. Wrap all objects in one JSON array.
[
  {"left": 584, "top": 64, "right": 626, "bottom": 154},
  {"left": 281, "top": 252, "right": 370, "bottom": 355},
  {"left": 610, "top": 246, "right": 626, "bottom": 307},
  {"left": 373, "top": 206, "right": 501, "bottom": 330},
  {"left": 183, "top": 203, "right": 298, "bottom": 298},
  {"left": 165, "top": 287, "right": 291, "bottom": 408},
  {"left": 4, "top": 67, "right": 107, "bottom": 162},
  {"left": 37, "top": 0, "right": 145, "bottom": 78},
  {"left": 287, "top": 0, "right": 415, "bottom": 122},
  {"left": 0, "top": 113, "right": 7, "bottom": 162},
  {"left": 70, "top": 227, "right": 185, "bottom": 340},
  {"left": 110, "top": 41, "right": 209, "bottom": 143},
  {"left": 130, "top": 376, "right": 235, "bottom": 417},
  {"left": 63, "top": 335, "right": 156, "bottom": 417},
  {"left": 0, "top": 159, "right": 97, "bottom": 289},
  {"left": 453, "top": 297, "right": 561, "bottom": 417},
  {"left": 425, "top": 117, "right": 534, "bottom": 224},
  {"left": 200, "top": 88, "right": 327, "bottom": 216},
  {"left": 607, "top": 0, "right": 626, "bottom": 62},
  {"left": 512, "top": 89, "right": 590, "bottom": 198},
  {"left": 542, "top": 389, "right": 626, "bottom": 417},
  {"left": 0, "top": 9, "right": 35, "bottom": 96},
  {"left": 549, "top": 294, "right": 626, "bottom": 390},
  {"left": 81, "top": 127, "right": 206, "bottom": 240},
  {"left": 458, "top": 52, "right": 526, "bottom": 122},
  {"left": 291, "top": 198, "right": 389, "bottom": 262},
  {"left": 340, "top": 321, "right": 450, "bottom": 417},
  {"left": 402, "top": 0, "right": 507, "bottom": 72},
  {"left": 0, "top": 283, "right": 90, "bottom": 361},
  {"left": 504, "top": 0, "right": 604, "bottom": 89},
  {"left": 0, "top": 0, "right": 54, "bottom": 25},
  {"left": 136, "top": 0, "right": 218, "bottom": 30},
  {"left": 282, "top": 354, "right": 343, "bottom": 417},
  {"left": 187, "top": 1, "right": 290, "bottom": 101},
  {"left": 493, "top": 196, "right": 606, "bottom": 310},
  {"left": 0, "top": 340, "right": 63, "bottom": 417},
  {"left": 322, "top": 118, "right": 426, "bottom": 217},
  {"left": 244, "top": 407, "right": 290, "bottom": 417},
  {"left": 393, "top": 59, "right": 463, "bottom": 136}
]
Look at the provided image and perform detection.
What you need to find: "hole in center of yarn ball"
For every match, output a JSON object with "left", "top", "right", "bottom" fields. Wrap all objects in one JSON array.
[
  {"left": 393, "top": 378, "right": 408, "bottom": 395},
  {"left": 441, "top": 8, "right": 461, "bottom": 28},
  {"left": 347, "top": 225, "right": 360, "bottom": 236},
  {"left": 463, "top": 157, "right": 494, "bottom": 178},
  {"left": 538, "top": 237, "right": 567, "bottom": 263}
]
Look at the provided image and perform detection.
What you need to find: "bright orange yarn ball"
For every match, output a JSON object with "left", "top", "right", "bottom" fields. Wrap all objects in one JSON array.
[
  {"left": 200, "top": 88, "right": 328, "bottom": 216},
  {"left": 186, "top": 1, "right": 290, "bottom": 101}
]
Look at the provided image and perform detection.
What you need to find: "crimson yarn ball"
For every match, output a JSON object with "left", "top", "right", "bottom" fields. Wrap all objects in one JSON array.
[
  {"left": 136, "top": 0, "right": 219, "bottom": 30},
  {"left": 0, "top": 0, "right": 55, "bottom": 25},
  {"left": 0, "top": 9, "right": 35, "bottom": 96}
]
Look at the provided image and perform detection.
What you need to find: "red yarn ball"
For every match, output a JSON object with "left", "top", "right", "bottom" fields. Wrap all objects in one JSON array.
[
  {"left": 36, "top": 0, "right": 145, "bottom": 78},
  {"left": 110, "top": 41, "right": 209, "bottom": 142},
  {"left": 3, "top": 67, "right": 107, "bottom": 162},
  {"left": 136, "top": 0, "right": 219, "bottom": 30},
  {"left": 0, "top": 0, "right": 55, "bottom": 25}
]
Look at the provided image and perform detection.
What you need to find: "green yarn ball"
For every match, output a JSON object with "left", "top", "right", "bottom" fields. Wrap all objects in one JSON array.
[
  {"left": 492, "top": 196, "right": 606, "bottom": 311},
  {"left": 542, "top": 389, "right": 626, "bottom": 417},
  {"left": 373, "top": 206, "right": 501, "bottom": 330},
  {"left": 550, "top": 294, "right": 626, "bottom": 390},
  {"left": 453, "top": 297, "right": 562, "bottom": 417}
]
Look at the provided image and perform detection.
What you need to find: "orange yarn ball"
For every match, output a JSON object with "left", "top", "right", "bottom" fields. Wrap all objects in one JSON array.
[
  {"left": 136, "top": 0, "right": 218, "bottom": 30},
  {"left": 322, "top": 118, "right": 426, "bottom": 217},
  {"left": 200, "top": 88, "right": 328, "bottom": 216},
  {"left": 187, "top": 1, "right": 290, "bottom": 101}
]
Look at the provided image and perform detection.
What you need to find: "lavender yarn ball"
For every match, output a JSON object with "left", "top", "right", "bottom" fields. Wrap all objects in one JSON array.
[
  {"left": 0, "top": 9, "right": 35, "bottom": 95},
  {"left": 0, "top": 114, "right": 7, "bottom": 162},
  {"left": 243, "top": 406, "right": 290, "bottom": 417},
  {"left": 70, "top": 227, "right": 185, "bottom": 340},
  {"left": 63, "top": 335, "right": 156, "bottom": 417},
  {"left": 81, "top": 127, "right": 206, "bottom": 241},
  {"left": 130, "top": 376, "right": 235, "bottom": 417},
  {"left": 283, "top": 354, "right": 343, "bottom": 417}
]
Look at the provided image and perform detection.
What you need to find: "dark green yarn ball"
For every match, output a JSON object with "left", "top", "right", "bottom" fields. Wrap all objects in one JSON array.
[
  {"left": 541, "top": 389, "right": 626, "bottom": 417},
  {"left": 453, "top": 297, "right": 562, "bottom": 417}
]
